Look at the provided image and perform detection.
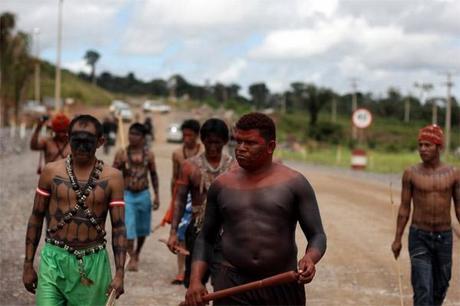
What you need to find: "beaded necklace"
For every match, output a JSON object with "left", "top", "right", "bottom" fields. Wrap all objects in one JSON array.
[{"left": 46, "top": 155, "right": 105, "bottom": 286}]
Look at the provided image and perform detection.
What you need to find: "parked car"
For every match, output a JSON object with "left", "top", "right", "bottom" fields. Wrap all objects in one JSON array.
[
  {"left": 143, "top": 100, "right": 171, "bottom": 113},
  {"left": 109, "top": 100, "right": 129, "bottom": 113},
  {"left": 22, "top": 100, "right": 47, "bottom": 115},
  {"left": 166, "top": 123, "right": 182, "bottom": 143},
  {"left": 118, "top": 108, "right": 134, "bottom": 122}
]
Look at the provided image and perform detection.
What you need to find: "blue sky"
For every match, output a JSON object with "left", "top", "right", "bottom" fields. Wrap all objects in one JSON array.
[{"left": 3, "top": 0, "right": 460, "bottom": 99}]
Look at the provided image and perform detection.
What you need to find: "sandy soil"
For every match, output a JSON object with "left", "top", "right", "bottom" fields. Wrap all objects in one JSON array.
[{"left": 0, "top": 108, "right": 458, "bottom": 306}]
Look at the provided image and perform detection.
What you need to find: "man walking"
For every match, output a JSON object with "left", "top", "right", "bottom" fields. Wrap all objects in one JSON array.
[
  {"left": 392, "top": 124, "right": 460, "bottom": 306},
  {"left": 186, "top": 112, "right": 327, "bottom": 306},
  {"left": 23, "top": 114, "right": 126, "bottom": 306},
  {"left": 30, "top": 113, "right": 71, "bottom": 167},
  {"left": 167, "top": 118, "right": 233, "bottom": 288},
  {"left": 113, "top": 123, "right": 160, "bottom": 271}
]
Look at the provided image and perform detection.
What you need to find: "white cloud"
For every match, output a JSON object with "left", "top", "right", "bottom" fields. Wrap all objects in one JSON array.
[
  {"left": 63, "top": 59, "right": 91, "bottom": 74},
  {"left": 216, "top": 59, "right": 247, "bottom": 83}
]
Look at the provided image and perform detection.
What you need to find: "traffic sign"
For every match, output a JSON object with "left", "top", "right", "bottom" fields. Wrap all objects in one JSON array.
[{"left": 352, "top": 108, "right": 373, "bottom": 129}]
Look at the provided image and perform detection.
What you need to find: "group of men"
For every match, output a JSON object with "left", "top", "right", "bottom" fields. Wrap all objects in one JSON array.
[{"left": 22, "top": 111, "right": 458, "bottom": 306}]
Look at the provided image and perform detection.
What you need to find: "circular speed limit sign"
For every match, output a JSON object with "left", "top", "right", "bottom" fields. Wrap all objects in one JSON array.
[{"left": 352, "top": 108, "right": 373, "bottom": 129}]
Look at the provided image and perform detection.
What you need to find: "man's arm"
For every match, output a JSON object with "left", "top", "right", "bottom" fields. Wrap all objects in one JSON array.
[
  {"left": 295, "top": 175, "right": 326, "bottom": 284},
  {"left": 112, "top": 149, "right": 125, "bottom": 170},
  {"left": 392, "top": 168, "right": 413, "bottom": 258},
  {"left": 186, "top": 182, "right": 222, "bottom": 305},
  {"left": 107, "top": 170, "right": 127, "bottom": 298},
  {"left": 453, "top": 168, "right": 460, "bottom": 223},
  {"left": 23, "top": 165, "right": 52, "bottom": 293},
  {"left": 171, "top": 151, "right": 180, "bottom": 195},
  {"left": 30, "top": 119, "right": 47, "bottom": 151},
  {"left": 167, "top": 161, "right": 192, "bottom": 252},
  {"left": 148, "top": 152, "right": 160, "bottom": 209}
]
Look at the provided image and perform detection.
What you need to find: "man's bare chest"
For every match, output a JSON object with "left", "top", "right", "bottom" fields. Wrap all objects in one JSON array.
[{"left": 411, "top": 170, "right": 455, "bottom": 193}]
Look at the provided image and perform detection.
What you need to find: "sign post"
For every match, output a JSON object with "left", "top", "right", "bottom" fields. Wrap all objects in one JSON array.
[{"left": 351, "top": 108, "right": 373, "bottom": 170}]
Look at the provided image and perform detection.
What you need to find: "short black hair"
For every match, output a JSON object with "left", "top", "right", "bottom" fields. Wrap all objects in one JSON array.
[
  {"left": 69, "top": 114, "right": 103, "bottom": 138},
  {"left": 235, "top": 112, "right": 276, "bottom": 141},
  {"left": 129, "top": 123, "right": 147, "bottom": 136},
  {"left": 200, "top": 118, "right": 229, "bottom": 143},
  {"left": 181, "top": 119, "right": 200, "bottom": 134}
]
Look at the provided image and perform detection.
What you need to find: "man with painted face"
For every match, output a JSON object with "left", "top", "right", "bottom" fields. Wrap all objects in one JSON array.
[
  {"left": 167, "top": 118, "right": 233, "bottom": 288},
  {"left": 30, "top": 113, "right": 71, "bottom": 167},
  {"left": 113, "top": 123, "right": 160, "bottom": 271},
  {"left": 392, "top": 124, "right": 460, "bottom": 306},
  {"left": 185, "top": 112, "right": 327, "bottom": 306},
  {"left": 170, "top": 119, "right": 203, "bottom": 285},
  {"left": 22, "top": 114, "right": 127, "bottom": 306}
]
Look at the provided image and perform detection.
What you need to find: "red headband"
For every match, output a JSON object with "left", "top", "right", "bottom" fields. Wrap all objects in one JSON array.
[
  {"left": 418, "top": 124, "right": 443, "bottom": 146},
  {"left": 51, "top": 113, "right": 70, "bottom": 133}
]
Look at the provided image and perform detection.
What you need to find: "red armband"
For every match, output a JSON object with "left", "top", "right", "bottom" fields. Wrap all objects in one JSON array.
[
  {"left": 109, "top": 200, "right": 125, "bottom": 207},
  {"left": 36, "top": 187, "right": 51, "bottom": 197}
]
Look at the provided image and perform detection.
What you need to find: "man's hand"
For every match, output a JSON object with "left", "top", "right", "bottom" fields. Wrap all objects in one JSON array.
[
  {"left": 167, "top": 234, "right": 178, "bottom": 254},
  {"left": 106, "top": 273, "right": 124, "bottom": 299},
  {"left": 153, "top": 197, "right": 160, "bottom": 211},
  {"left": 297, "top": 254, "right": 316, "bottom": 284},
  {"left": 23, "top": 264, "right": 38, "bottom": 294},
  {"left": 391, "top": 240, "right": 402, "bottom": 259},
  {"left": 185, "top": 281, "right": 208, "bottom": 306}
]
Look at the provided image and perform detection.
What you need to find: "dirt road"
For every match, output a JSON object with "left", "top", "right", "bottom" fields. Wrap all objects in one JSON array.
[{"left": 0, "top": 110, "right": 458, "bottom": 305}]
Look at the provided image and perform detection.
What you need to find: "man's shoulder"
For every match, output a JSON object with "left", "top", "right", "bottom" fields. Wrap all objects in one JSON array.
[{"left": 101, "top": 163, "right": 122, "bottom": 179}]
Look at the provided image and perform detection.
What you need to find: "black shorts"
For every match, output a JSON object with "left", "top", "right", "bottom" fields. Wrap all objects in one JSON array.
[{"left": 214, "top": 265, "right": 306, "bottom": 306}]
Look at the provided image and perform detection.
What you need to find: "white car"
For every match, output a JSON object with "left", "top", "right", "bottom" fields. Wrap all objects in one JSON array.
[
  {"left": 22, "top": 100, "right": 47, "bottom": 115},
  {"left": 118, "top": 108, "right": 134, "bottom": 122},
  {"left": 110, "top": 100, "right": 129, "bottom": 113},
  {"left": 143, "top": 100, "right": 171, "bottom": 113},
  {"left": 166, "top": 123, "right": 183, "bottom": 143}
]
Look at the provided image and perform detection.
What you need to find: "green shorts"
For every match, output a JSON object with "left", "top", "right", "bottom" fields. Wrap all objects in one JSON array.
[{"left": 36, "top": 243, "right": 112, "bottom": 306}]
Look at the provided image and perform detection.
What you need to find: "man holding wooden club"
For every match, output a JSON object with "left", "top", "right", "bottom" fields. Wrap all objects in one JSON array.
[
  {"left": 392, "top": 124, "right": 460, "bottom": 306},
  {"left": 185, "top": 113, "right": 327, "bottom": 306}
]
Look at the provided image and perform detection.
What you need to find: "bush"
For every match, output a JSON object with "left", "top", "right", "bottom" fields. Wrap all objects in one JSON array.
[{"left": 308, "top": 122, "right": 344, "bottom": 144}]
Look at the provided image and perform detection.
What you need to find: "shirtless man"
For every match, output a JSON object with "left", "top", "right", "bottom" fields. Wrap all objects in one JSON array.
[
  {"left": 30, "top": 113, "right": 71, "bottom": 165},
  {"left": 392, "top": 124, "right": 460, "bottom": 306},
  {"left": 167, "top": 118, "right": 233, "bottom": 288},
  {"left": 113, "top": 123, "right": 160, "bottom": 271},
  {"left": 22, "top": 114, "right": 126, "bottom": 306},
  {"left": 186, "top": 112, "right": 327, "bottom": 306},
  {"left": 170, "top": 119, "right": 202, "bottom": 284}
]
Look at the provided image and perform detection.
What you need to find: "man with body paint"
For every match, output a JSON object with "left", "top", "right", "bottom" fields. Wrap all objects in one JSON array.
[
  {"left": 30, "top": 113, "right": 71, "bottom": 167},
  {"left": 167, "top": 118, "right": 233, "bottom": 288},
  {"left": 113, "top": 123, "right": 160, "bottom": 271},
  {"left": 392, "top": 124, "right": 460, "bottom": 306},
  {"left": 186, "top": 112, "right": 327, "bottom": 306},
  {"left": 23, "top": 114, "right": 127, "bottom": 306}
]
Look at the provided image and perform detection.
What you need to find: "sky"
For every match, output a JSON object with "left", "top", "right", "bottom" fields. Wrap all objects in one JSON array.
[{"left": 3, "top": 0, "right": 460, "bottom": 98}]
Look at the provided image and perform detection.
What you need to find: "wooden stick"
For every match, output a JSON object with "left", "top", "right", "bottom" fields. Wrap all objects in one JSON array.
[
  {"left": 390, "top": 182, "right": 404, "bottom": 306},
  {"left": 158, "top": 238, "right": 190, "bottom": 255},
  {"left": 105, "top": 289, "right": 116, "bottom": 306},
  {"left": 179, "top": 271, "right": 298, "bottom": 306}
]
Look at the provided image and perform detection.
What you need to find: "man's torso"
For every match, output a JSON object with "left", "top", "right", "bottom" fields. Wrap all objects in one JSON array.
[
  {"left": 44, "top": 138, "right": 71, "bottom": 164},
  {"left": 118, "top": 147, "right": 151, "bottom": 192},
  {"left": 409, "top": 164, "right": 459, "bottom": 231}
]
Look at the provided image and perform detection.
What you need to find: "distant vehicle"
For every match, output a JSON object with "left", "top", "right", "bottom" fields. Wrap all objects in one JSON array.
[
  {"left": 22, "top": 100, "right": 47, "bottom": 115},
  {"left": 118, "top": 108, "right": 134, "bottom": 122},
  {"left": 109, "top": 100, "right": 129, "bottom": 113},
  {"left": 143, "top": 100, "right": 171, "bottom": 113},
  {"left": 166, "top": 123, "right": 183, "bottom": 143}
]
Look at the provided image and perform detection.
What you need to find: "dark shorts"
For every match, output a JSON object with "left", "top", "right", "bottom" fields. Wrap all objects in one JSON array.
[
  {"left": 213, "top": 265, "right": 306, "bottom": 306},
  {"left": 409, "top": 226, "right": 452, "bottom": 306}
]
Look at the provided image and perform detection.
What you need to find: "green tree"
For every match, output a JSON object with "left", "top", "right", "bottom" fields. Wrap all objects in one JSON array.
[
  {"left": 290, "top": 82, "right": 333, "bottom": 127},
  {"left": 84, "top": 49, "right": 100, "bottom": 84},
  {"left": 249, "top": 82, "right": 269, "bottom": 109}
]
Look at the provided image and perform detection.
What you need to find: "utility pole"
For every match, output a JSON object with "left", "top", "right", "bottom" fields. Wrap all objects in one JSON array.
[
  {"left": 404, "top": 93, "right": 411, "bottom": 123},
  {"left": 33, "top": 28, "right": 41, "bottom": 103},
  {"left": 442, "top": 72, "right": 454, "bottom": 154},
  {"left": 351, "top": 78, "right": 359, "bottom": 140},
  {"left": 54, "top": 0, "right": 63, "bottom": 112}
]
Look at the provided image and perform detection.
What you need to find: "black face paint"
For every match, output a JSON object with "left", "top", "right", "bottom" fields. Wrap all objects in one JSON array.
[{"left": 70, "top": 131, "right": 97, "bottom": 153}]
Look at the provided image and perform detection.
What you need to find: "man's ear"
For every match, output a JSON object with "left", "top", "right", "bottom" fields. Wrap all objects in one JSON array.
[
  {"left": 267, "top": 140, "right": 276, "bottom": 154},
  {"left": 97, "top": 136, "right": 106, "bottom": 149}
]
